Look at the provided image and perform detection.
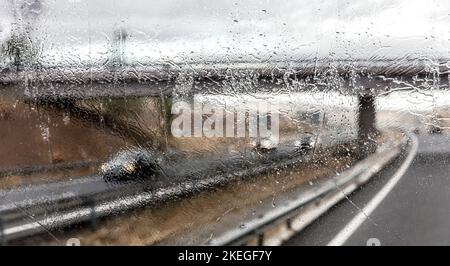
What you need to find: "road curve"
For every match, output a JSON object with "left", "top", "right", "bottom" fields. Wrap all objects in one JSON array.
[{"left": 285, "top": 133, "right": 450, "bottom": 246}]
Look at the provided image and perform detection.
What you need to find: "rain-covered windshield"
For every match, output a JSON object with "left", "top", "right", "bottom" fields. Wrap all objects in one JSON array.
[{"left": 0, "top": 0, "right": 449, "bottom": 248}]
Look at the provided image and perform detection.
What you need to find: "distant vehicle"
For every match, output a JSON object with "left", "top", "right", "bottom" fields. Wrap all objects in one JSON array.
[
  {"left": 428, "top": 124, "right": 442, "bottom": 134},
  {"left": 294, "top": 134, "right": 316, "bottom": 151},
  {"left": 427, "top": 116, "right": 446, "bottom": 134},
  {"left": 100, "top": 148, "right": 160, "bottom": 182}
]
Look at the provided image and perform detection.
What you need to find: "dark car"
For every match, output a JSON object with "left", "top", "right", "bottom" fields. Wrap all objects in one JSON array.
[{"left": 100, "top": 148, "right": 160, "bottom": 182}]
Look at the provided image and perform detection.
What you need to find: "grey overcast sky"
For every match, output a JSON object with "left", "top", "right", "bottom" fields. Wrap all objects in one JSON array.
[{"left": 1, "top": 0, "right": 449, "bottom": 65}]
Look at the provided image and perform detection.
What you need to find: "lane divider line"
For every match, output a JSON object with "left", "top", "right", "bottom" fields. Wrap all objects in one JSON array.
[{"left": 327, "top": 133, "right": 419, "bottom": 246}]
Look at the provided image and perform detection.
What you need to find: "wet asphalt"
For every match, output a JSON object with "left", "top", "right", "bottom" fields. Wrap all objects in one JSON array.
[{"left": 284, "top": 133, "right": 450, "bottom": 246}]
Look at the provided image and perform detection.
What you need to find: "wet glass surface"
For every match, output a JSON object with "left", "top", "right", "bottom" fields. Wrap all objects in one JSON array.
[{"left": 1, "top": 0, "right": 450, "bottom": 246}]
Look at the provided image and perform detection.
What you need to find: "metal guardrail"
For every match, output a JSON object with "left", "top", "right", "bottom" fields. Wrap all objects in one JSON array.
[
  {"left": 0, "top": 145, "right": 314, "bottom": 243},
  {"left": 209, "top": 134, "right": 407, "bottom": 246}
]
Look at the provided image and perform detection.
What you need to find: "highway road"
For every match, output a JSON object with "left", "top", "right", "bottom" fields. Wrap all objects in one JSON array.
[{"left": 285, "top": 133, "right": 450, "bottom": 246}]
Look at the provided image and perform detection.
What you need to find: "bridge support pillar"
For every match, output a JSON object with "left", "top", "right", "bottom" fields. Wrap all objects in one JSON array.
[{"left": 358, "top": 90, "right": 378, "bottom": 155}]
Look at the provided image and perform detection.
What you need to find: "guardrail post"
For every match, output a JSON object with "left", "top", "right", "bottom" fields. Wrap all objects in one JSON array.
[
  {"left": 81, "top": 197, "right": 98, "bottom": 230},
  {"left": 0, "top": 217, "right": 6, "bottom": 246},
  {"left": 257, "top": 233, "right": 265, "bottom": 246},
  {"left": 358, "top": 89, "right": 378, "bottom": 155}
]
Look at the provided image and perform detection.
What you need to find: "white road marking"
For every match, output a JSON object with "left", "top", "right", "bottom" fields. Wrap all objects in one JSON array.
[{"left": 327, "top": 133, "right": 419, "bottom": 246}]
